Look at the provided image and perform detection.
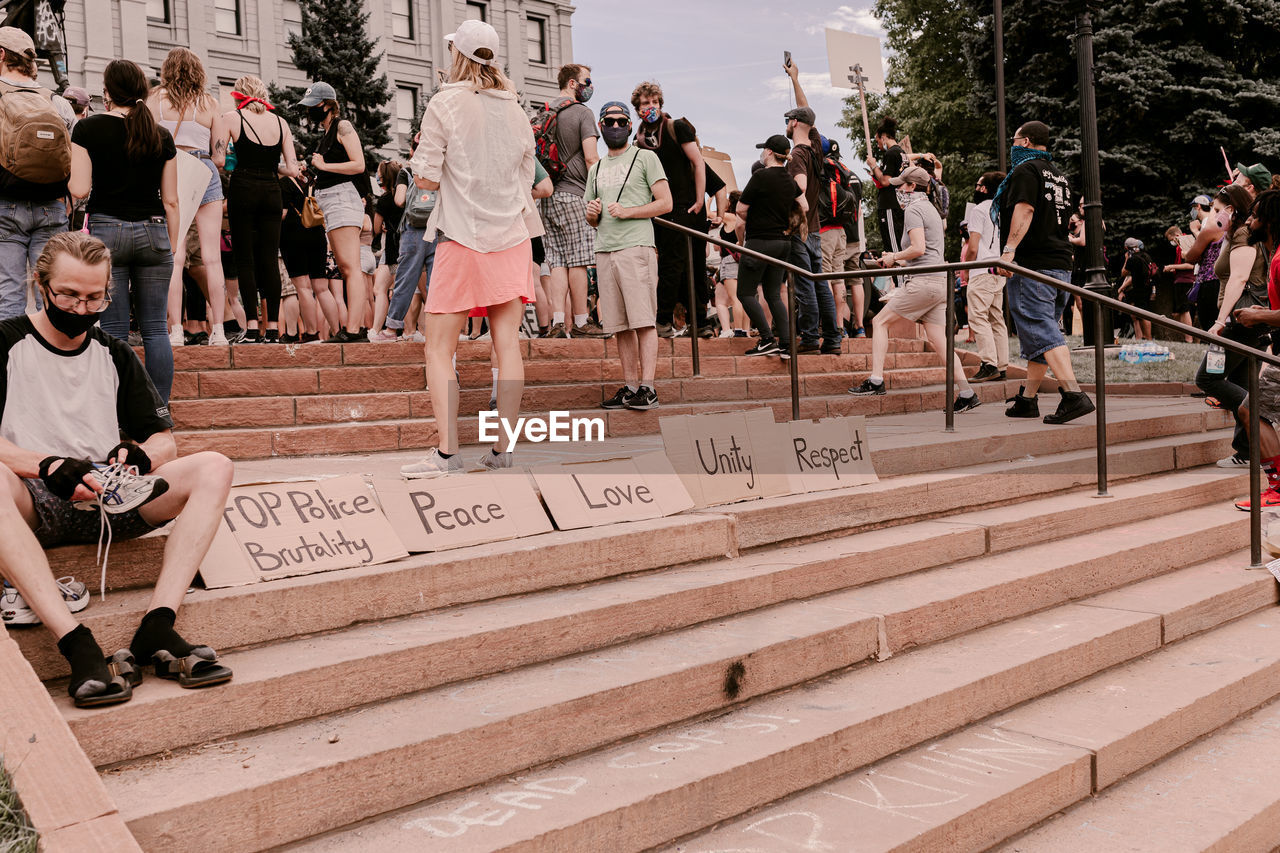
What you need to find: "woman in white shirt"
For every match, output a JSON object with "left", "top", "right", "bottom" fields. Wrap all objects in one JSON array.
[{"left": 400, "top": 20, "right": 536, "bottom": 478}]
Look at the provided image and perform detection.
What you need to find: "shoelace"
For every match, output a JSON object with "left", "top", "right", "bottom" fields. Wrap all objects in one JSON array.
[{"left": 85, "top": 462, "right": 136, "bottom": 601}]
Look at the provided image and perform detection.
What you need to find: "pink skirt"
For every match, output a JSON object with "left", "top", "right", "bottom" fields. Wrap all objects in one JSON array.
[{"left": 425, "top": 238, "right": 536, "bottom": 315}]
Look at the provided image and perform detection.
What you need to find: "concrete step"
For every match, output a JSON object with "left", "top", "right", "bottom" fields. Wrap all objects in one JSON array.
[
  {"left": 277, "top": 601, "right": 1167, "bottom": 853},
  {"left": 58, "top": 468, "right": 1244, "bottom": 767},
  {"left": 669, "top": 565, "right": 1280, "bottom": 853}
]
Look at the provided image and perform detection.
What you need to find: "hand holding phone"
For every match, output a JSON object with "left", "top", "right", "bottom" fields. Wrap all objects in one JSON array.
[{"left": 784, "top": 50, "right": 792, "bottom": 68}]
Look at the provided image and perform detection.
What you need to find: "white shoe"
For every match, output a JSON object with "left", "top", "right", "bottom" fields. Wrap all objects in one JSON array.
[
  {"left": 479, "top": 449, "right": 513, "bottom": 470},
  {"left": 207, "top": 329, "right": 229, "bottom": 347},
  {"left": 409, "top": 331, "right": 426, "bottom": 343},
  {"left": 401, "top": 448, "right": 465, "bottom": 479},
  {"left": 1217, "top": 454, "right": 1249, "bottom": 468},
  {"left": 169, "top": 327, "right": 184, "bottom": 347},
  {"left": 73, "top": 463, "right": 170, "bottom": 514},
  {"left": 2, "top": 578, "right": 89, "bottom": 625},
  {"left": 718, "top": 330, "right": 735, "bottom": 338}
]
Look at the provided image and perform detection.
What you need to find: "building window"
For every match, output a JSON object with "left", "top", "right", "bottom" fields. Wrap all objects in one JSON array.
[
  {"left": 283, "top": 0, "right": 302, "bottom": 39},
  {"left": 526, "top": 17, "right": 546, "bottom": 65},
  {"left": 391, "top": 0, "right": 413, "bottom": 39},
  {"left": 215, "top": 0, "right": 241, "bottom": 35},
  {"left": 465, "top": 2, "right": 486, "bottom": 22},
  {"left": 395, "top": 86, "right": 418, "bottom": 136},
  {"left": 147, "top": 0, "right": 171, "bottom": 23}
]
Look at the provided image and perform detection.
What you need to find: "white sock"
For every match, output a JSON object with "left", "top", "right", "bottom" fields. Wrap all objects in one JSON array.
[
  {"left": 869, "top": 375, "right": 884, "bottom": 385},
  {"left": 574, "top": 313, "right": 589, "bottom": 327},
  {"left": 627, "top": 384, "right": 639, "bottom": 392},
  {"left": 553, "top": 312, "right": 565, "bottom": 325},
  {"left": 959, "top": 388, "right": 974, "bottom": 398},
  {"left": 490, "top": 367, "right": 499, "bottom": 398}
]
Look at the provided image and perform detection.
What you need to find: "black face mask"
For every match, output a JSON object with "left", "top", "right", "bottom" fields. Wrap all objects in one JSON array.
[
  {"left": 972, "top": 190, "right": 988, "bottom": 204},
  {"left": 43, "top": 292, "right": 102, "bottom": 339},
  {"left": 307, "top": 105, "right": 329, "bottom": 125}
]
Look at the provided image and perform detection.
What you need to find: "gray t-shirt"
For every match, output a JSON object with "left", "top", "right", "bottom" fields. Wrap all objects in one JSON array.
[
  {"left": 902, "top": 196, "right": 944, "bottom": 268},
  {"left": 552, "top": 98, "right": 598, "bottom": 197}
]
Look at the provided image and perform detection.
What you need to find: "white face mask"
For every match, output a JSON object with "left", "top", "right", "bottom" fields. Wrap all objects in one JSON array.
[{"left": 896, "top": 188, "right": 916, "bottom": 208}]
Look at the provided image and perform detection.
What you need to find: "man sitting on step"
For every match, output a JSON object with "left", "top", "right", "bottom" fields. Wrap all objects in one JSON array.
[{"left": 0, "top": 232, "right": 235, "bottom": 709}]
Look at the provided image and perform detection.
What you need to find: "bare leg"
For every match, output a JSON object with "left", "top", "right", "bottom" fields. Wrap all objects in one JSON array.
[
  {"left": 310, "top": 277, "right": 342, "bottom": 333},
  {"left": 328, "top": 226, "right": 365, "bottom": 333},
  {"left": 616, "top": 329, "right": 639, "bottom": 387},
  {"left": 567, "top": 266, "right": 590, "bottom": 318},
  {"left": 424, "top": 311, "right": 468, "bottom": 453},
  {"left": 282, "top": 294, "right": 300, "bottom": 336},
  {"left": 166, "top": 226, "right": 191, "bottom": 335},
  {"left": 372, "top": 265, "right": 393, "bottom": 332},
  {"left": 713, "top": 282, "right": 732, "bottom": 333},
  {"left": 922, "top": 321, "right": 972, "bottom": 394},
  {"left": 547, "top": 266, "right": 569, "bottom": 323},
  {"left": 488, "top": 298, "right": 526, "bottom": 447},
  {"left": 0, "top": 467, "right": 78, "bottom": 640},
  {"left": 534, "top": 274, "right": 551, "bottom": 328},
  {"left": 1040, "top": 344, "right": 1080, "bottom": 392},
  {"left": 637, "top": 326, "right": 658, "bottom": 386},
  {"left": 869, "top": 306, "right": 898, "bottom": 378},
  {"left": 196, "top": 203, "right": 227, "bottom": 327},
  {"left": 293, "top": 276, "right": 319, "bottom": 334}
]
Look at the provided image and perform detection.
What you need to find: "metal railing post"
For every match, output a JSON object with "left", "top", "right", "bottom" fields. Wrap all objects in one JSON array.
[
  {"left": 1249, "top": 355, "right": 1262, "bottom": 568},
  {"left": 787, "top": 271, "right": 799, "bottom": 420},
  {"left": 944, "top": 269, "right": 955, "bottom": 432},
  {"left": 686, "top": 234, "right": 700, "bottom": 377},
  {"left": 1093, "top": 298, "right": 1109, "bottom": 496}
]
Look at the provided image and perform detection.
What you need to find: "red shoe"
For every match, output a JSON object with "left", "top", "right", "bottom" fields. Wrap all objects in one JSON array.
[{"left": 1235, "top": 486, "right": 1280, "bottom": 512}]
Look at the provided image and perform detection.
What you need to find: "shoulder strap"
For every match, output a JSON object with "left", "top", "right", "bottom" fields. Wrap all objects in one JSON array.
[{"left": 615, "top": 150, "right": 641, "bottom": 203}]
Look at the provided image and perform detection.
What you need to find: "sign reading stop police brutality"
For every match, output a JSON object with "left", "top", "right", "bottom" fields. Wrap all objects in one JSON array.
[
  {"left": 372, "top": 471, "right": 552, "bottom": 552},
  {"left": 198, "top": 475, "right": 409, "bottom": 588}
]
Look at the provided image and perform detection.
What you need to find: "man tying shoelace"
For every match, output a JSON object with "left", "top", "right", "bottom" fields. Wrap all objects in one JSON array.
[{"left": 0, "top": 232, "right": 236, "bottom": 708}]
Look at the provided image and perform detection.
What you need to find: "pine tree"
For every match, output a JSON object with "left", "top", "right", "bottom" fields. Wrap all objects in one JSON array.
[{"left": 267, "top": 0, "right": 392, "bottom": 168}]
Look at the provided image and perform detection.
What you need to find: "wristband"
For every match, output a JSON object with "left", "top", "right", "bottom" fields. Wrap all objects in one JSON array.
[
  {"left": 108, "top": 442, "right": 152, "bottom": 474},
  {"left": 38, "top": 456, "right": 95, "bottom": 500}
]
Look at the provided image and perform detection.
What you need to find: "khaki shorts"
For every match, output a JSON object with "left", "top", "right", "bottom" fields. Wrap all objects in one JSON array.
[
  {"left": 886, "top": 273, "right": 947, "bottom": 326},
  {"left": 184, "top": 220, "right": 201, "bottom": 267},
  {"left": 820, "top": 228, "right": 847, "bottom": 274},
  {"left": 596, "top": 245, "right": 658, "bottom": 333}
]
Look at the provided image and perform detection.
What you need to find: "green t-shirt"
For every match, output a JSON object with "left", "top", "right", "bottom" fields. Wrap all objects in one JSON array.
[{"left": 584, "top": 145, "right": 667, "bottom": 253}]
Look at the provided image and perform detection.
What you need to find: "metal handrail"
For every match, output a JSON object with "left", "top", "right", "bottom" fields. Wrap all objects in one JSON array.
[{"left": 657, "top": 216, "right": 1271, "bottom": 566}]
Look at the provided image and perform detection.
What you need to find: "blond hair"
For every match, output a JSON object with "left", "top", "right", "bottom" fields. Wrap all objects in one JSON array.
[
  {"left": 35, "top": 232, "right": 112, "bottom": 289},
  {"left": 160, "top": 47, "right": 215, "bottom": 116},
  {"left": 232, "top": 74, "right": 271, "bottom": 114},
  {"left": 449, "top": 47, "right": 515, "bottom": 93}
]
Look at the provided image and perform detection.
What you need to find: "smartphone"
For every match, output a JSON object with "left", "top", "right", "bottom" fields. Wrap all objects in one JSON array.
[{"left": 783, "top": 50, "right": 792, "bottom": 68}]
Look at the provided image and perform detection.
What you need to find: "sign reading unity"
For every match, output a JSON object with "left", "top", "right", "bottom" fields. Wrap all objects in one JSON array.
[
  {"left": 373, "top": 472, "right": 552, "bottom": 552},
  {"left": 198, "top": 475, "right": 409, "bottom": 588},
  {"left": 660, "top": 409, "right": 794, "bottom": 508},
  {"left": 533, "top": 452, "right": 693, "bottom": 530}
]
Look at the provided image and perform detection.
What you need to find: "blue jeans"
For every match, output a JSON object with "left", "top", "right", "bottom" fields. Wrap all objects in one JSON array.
[
  {"left": 1006, "top": 269, "right": 1071, "bottom": 364},
  {"left": 92, "top": 215, "right": 175, "bottom": 401},
  {"left": 386, "top": 225, "right": 436, "bottom": 330},
  {"left": 789, "top": 232, "right": 838, "bottom": 346},
  {"left": 0, "top": 197, "right": 67, "bottom": 320}
]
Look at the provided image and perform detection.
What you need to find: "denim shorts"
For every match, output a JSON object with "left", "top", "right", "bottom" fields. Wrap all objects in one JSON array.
[
  {"left": 1006, "top": 269, "right": 1070, "bottom": 364},
  {"left": 23, "top": 479, "right": 160, "bottom": 549},
  {"left": 195, "top": 153, "right": 223, "bottom": 207},
  {"left": 316, "top": 182, "right": 363, "bottom": 232}
]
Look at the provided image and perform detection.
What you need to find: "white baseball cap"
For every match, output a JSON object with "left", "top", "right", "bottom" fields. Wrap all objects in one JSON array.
[{"left": 446, "top": 19, "right": 499, "bottom": 66}]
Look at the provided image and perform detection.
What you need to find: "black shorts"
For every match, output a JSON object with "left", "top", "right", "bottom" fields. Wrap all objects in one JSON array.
[
  {"left": 24, "top": 479, "right": 160, "bottom": 549},
  {"left": 531, "top": 235, "right": 545, "bottom": 266},
  {"left": 280, "top": 223, "right": 329, "bottom": 280}
]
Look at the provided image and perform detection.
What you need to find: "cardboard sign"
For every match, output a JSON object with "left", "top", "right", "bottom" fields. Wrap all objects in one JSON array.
[
  {"left": 175, "top": 150, "right": 211, "bottom": 242},
  {"left": 778, "top": 416, "right": 878, "bottom": 493},
  {"left": 825, "top": 29, "right": 886, "bottom": 93},
  {"left": 198, "top": 475, "right": 408, "bottom": 588},
  {"left": 703, "top": 146, "right": 738, "bottom": 192},
  {"left": 372, "top": 472, "right": 552, "bottom": 553},
  {"left": 532, "top": 452, "right": 693, "bottom": 530},
  {"left": 660, "top": 409, "right": 794, "bottom": 508}
]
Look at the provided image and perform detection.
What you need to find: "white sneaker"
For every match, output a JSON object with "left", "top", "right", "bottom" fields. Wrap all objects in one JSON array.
[
  {"left": 2, "top": 578, "right": 89, "bottom": 625},
  {"left": 207, "top": 329, "right": 229, "bottom": 347},
  {"left": 73, "top": 462, "right": 170, "bottom": 514},
  {"left": 479, "top": 449, "right": 513, "bottom": 470},
  {"left": 1217, "top": 454, "right": 1249, "bottom": 468},
  {"left": 401, "top": 448, "right": 465, "bottom": 479},
  {"left": 409, "top": 331, "right": 426, "bottom": 343},
  {"left": 169, "top": 327, "right": 184, "bottom": 347},
  {"left": 718, "top": 330, "right": 735, "bottom": 338}
]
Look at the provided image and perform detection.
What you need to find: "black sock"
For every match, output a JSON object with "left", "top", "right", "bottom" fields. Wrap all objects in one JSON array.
[
  {"left": 223, "top": 320, "right": 242, "bottom": 334},
  {"left": 438, "top": 451, "right": 454, "bottom": 459},
  {"left": 57, "top": 624, "right": 110, "bottom": 699},
  {"left": 264, "top": 329, "right": 279, "bottom": 341},
  {"left": 130, "top": 607, "right": 198, "bottom": 662}
]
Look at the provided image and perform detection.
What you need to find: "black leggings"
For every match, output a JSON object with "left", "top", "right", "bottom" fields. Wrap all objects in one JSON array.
[
  {"left": 1195, "top": 320, "right": 1264, "bottom": 457},
  {"left": 736, "top": 237, "right": 791, "bottom": 347},
  {"left": 228, "top": 170, "right": 284, "bottom": 324}
]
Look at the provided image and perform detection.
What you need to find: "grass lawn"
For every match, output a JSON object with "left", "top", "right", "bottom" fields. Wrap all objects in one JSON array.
[
  {"left": 958, "top": 334, "right": 1205, "bottom": 385},
  {"left": 0, "top": 761, "right": 37, "bottom": 853}
]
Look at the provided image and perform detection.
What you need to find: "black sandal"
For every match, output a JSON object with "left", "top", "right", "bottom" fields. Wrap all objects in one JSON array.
[{"left": 152, "top": 648, "right": 232, "bottom": 688}]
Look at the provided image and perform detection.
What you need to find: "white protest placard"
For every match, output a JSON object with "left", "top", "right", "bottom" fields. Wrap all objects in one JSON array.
[
  {"left": 174, "top": 149, "right": 211, "bottom": 244},
  {"left": 778, "top": 416, "right": 878, "bottom": 493},
  {"left": 198, "top": 475, "right": 408, "bottom": 588},
  {"left": 825, "top": 29, "right": 885, "bottom": 92},
  {"left": 659, "top": 409, "right": 794, "bottom": 508},
  {"left": 532, "top": 452, "right": 693, "bottom": 530},
  {"left": 372, "top": 471, "right": 552, "bottom": 553}
]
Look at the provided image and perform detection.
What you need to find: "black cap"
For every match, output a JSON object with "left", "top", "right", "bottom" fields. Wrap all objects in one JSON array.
[
  {"left": 755, "top": 134, "right": 791, "bottom": 156},
  {"left": 784, "top": 106, "right": 816, "bottom": 126}
]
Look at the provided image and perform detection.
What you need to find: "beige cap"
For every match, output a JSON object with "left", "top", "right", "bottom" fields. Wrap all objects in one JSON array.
[
  {"left": 890, "top": 165, "right": 933, "bottom": 187},
  {"left": 0, "top": 27, "right": 36, "bottom": 59}
]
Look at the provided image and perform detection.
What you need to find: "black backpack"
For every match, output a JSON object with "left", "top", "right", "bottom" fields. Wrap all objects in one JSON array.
[{"left": 819, "top": 156, "right": 859, "bottom": 229}]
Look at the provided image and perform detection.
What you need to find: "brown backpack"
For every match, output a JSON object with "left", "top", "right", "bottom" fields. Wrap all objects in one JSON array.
[{"left": 0, "top": 81, "right": 71, "bottom": 184}]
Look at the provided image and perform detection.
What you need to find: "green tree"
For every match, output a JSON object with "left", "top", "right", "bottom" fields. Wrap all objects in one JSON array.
[{"left": 267, "top": 0, "right": 392, "bottom": 168}]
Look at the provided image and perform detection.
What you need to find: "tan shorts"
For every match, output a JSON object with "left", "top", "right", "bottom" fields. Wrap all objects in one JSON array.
[
  {"left": 596, "top": 245, "right": 658, "bottom": 333},
  {"left": 820, "top": 228, "right": 847, "bottom": 275},
  {"left": 184, "top": 220, "right": 201, "bottom": 267},
  {"left": 886, "top": 273, "right": 947, "bottom": 326}
]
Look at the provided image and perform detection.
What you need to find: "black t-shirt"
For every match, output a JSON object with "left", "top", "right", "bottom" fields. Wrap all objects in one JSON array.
[
  {"left": 787, "top": 133, "right": 823, "bottom": 234},
  {"left": 312, "top": 121, "right": 354, "bottom": 191},
  {"left": 638, "top": 116, "right": 699, "bottom": 210},
  {"left": 376, "top": 181, "right": 404, "bottom": 261},
  {"left": 71, "top": 114, "right": 176, "bottom": 221},
  {"left": 999, "top": 158, "right": 1072, "bottom": 270},
  {"left": 739, "top": 166, "right": 802, "bottom": 241},
  {"left": 876, "top": 143, "right": 905, "bottom": 211},
  {"left": 1122, "top": 251, "right": 1152, "bottom": 303}
]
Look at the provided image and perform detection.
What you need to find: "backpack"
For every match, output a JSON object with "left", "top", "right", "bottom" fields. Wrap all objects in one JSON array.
[
  {"left": 819, "top": 156, "right": 859, "bottom": 229},
  {"left": 0, "top": 81, "right": 70, "bottom": 184},
  {"left": 926, "top": 178, "right": 949, "bottom": 221},
  {"left": 401, "top": 168, "right": 437, "bottom": 229},
  {"left": 531, "top": 97, "right": 574, "bottom": 182}
]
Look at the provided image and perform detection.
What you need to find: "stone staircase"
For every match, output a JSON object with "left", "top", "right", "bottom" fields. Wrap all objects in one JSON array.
[{"left": 16, "top": 388, "right": 1280, "bottom": 851}]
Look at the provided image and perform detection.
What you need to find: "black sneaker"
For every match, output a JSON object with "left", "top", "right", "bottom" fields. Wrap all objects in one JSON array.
[
  {"left": 733, "top": 330, "right": 748, "bottom": 337},
  {"left": 602, "top": 387, "right": 633, "bottom": 409},
  {"left": 744, "top": 340, "right": 780, "bottom": 356},
  {"left": 849, "top": 378, "right": 886, "bottom": 396},
  {"left": 625, "top": 386, "right": 659, "bottom": 410},
  {"left": 326, "top": 329, "right": 361, "bottom": 343},
  {"left": 280, "top": 333, "right": 300, "bottom": 344},
  {"left": 1005, "top": 390, "right": 1040, "bottom": 418},
  {"left": 953, "top": 393, "right": 982, "bottom": 413},
  {"left": 970, "top": 362, "right": 1002, "bottom": 383},
  {"left": 796, "top": 342, "right": 822, "bottom": 354},
  {"left": 1043, "top": 389, "right": 1096, "bottom": 424},
  {"left": 819, "top": 343, "right": 842, "bottom": 355}
]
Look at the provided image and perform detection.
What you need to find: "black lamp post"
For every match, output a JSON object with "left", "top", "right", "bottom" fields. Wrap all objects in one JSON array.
[{"left": 1074, "top": 5, "right": 1114, "bottom": 346}]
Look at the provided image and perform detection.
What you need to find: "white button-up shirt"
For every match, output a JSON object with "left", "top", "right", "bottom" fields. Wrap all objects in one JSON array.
[{"left": 410, "top": 82, "right": 536, "bottom": 254}]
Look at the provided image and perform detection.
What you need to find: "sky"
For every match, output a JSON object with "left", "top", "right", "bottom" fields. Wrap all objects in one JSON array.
[{"left": 572, "top": 1, "right": 888, "bottom": 191}]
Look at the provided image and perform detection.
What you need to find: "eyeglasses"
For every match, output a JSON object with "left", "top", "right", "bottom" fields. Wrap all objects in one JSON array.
[
  {"left": 580, "top": 78, "right": 592, "bottom": 87},
  {"left": 48, "top": 291, "right": 110, "bottom": 312},
  {"left": 1013, "top": 135, "right": 1030, "bottom": 145},
  {"left": 601, "top": 117, "right": 630, "bottom": 128}
]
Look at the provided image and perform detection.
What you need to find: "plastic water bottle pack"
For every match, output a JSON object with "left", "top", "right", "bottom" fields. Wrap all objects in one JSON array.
[{"left": 1118, "top": 342, "right": 1173, "bottom": 364}]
